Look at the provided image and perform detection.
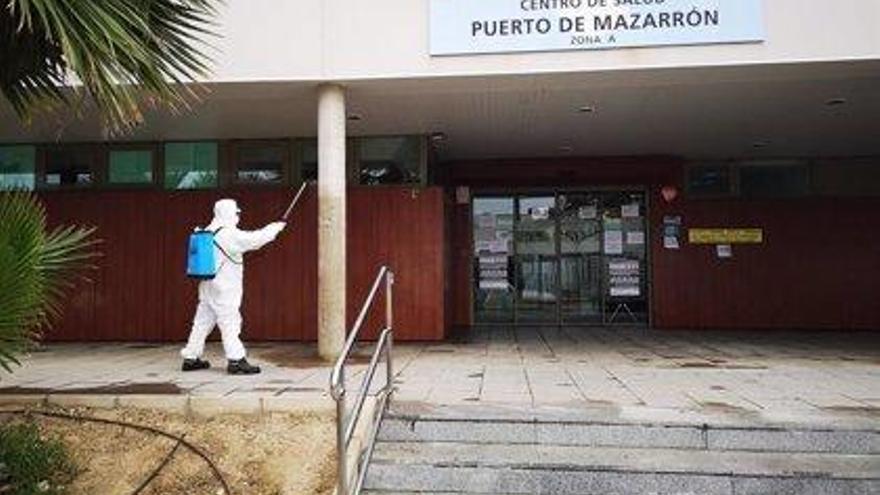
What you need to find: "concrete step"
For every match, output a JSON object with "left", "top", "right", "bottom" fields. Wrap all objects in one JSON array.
[
  {"left": 364, "top": 441, "right": 880, "bottom": 495},
  {"left": 379, "top": 415, "right": 880, "bottom": 455},
  {"left": 363, "top": 493, "right": 518, "bottom": 495}
]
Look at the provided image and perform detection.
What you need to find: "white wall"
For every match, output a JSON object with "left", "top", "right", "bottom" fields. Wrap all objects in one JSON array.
[
  {"left": 211, "top": 0, "right": 880, "bottom": 82},
  {"left": 211, "top": 0, "right": 323, "bottom": 81}
]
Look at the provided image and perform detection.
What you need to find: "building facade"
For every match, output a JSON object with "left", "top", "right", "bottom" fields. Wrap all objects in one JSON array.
[{"left": 1, "top": 0, "right": 879, "bottom": 348}]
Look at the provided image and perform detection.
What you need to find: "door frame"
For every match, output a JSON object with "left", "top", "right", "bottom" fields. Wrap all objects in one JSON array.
[{"left": 470, "top": 186, "right": 652, "bottom": 327}]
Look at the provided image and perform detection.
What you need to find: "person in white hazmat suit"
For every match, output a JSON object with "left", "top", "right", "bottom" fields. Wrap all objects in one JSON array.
[{"left": 181, "top": 198, "right": 286, "bottom": 374}]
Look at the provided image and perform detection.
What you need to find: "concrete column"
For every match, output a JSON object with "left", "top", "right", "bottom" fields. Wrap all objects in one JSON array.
[{"left": 317, "top": 84, "right": 347, "bottom": 361}]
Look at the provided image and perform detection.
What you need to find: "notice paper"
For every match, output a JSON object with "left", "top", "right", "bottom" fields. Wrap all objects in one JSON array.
[
  {"left": 622, "top": 203, "right": 640, "bottom": 218},
  {"left": 479, "top": 280, "right": 508, "bottom": 290},
  {"left": 530, "top": 207, "right": 549, "bottom": 220},
  {"left": 664, "top": 236, "right": 680, "bottom": 250},
  {"left": 488, "top": 240, "right": 509, "bottom": 254},
  {"left": 578, "top": 205, "right": 597, "bottom": 219},
  {"left": 604, "top": 231, "right": 624, "bottom": 254},
  {"left": 626, "top": 232, "right": 645, "bottom": 245}
]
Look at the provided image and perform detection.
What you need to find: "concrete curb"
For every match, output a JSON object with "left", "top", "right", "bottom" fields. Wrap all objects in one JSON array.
[
  {"left": 389, "top": 401, "right": 880, "bottom": 431},
  {"left": 0, "top": 394, "right": 335, "bottom": 418}
]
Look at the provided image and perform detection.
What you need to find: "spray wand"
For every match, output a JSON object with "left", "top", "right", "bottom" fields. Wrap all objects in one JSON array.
[{"left": 282, "top": 181, "right": 311, "bottom": 221}]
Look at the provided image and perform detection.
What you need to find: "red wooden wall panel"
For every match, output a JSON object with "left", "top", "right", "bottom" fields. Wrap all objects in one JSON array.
[
  {"left": 450, "top": 202, "right": 473, "bottom": 328},
  {"left": 346, "top": 188, "right": 448, "bottom": 341},
  {"left": 651, "top": 194, "right": 880, "bottom": 330},
  {"left": 40, "top": 193, "right": 100, "bottom": 340},
  {"left": 40, "top": 186, "right": 446, "bottom": 342}
]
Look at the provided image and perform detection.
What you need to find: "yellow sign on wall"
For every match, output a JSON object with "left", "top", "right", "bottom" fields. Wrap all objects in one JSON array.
[{"left": 688, "top": 228, "right": 764, "bottom": 244}]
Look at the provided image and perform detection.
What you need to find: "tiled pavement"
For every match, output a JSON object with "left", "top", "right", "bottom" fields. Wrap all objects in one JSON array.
[
  {"left": 395, "top": 327, "right": 880, "bottom": 413},
  {"left": 1, "top": 327, "right": 879, "bottom": 422}
]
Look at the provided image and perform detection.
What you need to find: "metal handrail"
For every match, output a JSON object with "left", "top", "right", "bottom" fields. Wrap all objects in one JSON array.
[{"left": 330, "top": 266, "right": 394, "bottom": 495}]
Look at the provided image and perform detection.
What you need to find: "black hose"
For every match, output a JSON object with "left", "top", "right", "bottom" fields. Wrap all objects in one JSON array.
[
  {"left": 0, "top": 409, "right": 232, "bottom": 495},
  {"left": 131, "top": 436, "right": 184, "bottom": 495}
]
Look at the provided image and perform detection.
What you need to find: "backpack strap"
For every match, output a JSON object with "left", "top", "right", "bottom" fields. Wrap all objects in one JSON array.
[{"left": 212, "top": 227, "right": 243, "bottom": 265}]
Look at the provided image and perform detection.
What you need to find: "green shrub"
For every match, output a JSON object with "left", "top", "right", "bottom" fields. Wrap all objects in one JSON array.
[{"left": 0, "top": 422, "right": 75, "bottom": 495}]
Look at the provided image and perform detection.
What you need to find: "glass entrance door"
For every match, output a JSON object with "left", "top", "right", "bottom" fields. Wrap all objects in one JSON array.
[
  {"left": 473, "top": 190, "right": 648, "bottom": 326},
  {"left": 473, "top": 197, "right": 515, "bottom": 323},
  {"left": 558, "top": 193, "right": 603, "bottom": 324},
  {"left": 515, "top": 196, "right": 558, "bottom": 323}
]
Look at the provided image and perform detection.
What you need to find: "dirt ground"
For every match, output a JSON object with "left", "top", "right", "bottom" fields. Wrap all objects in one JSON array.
[{"left": 5, "top": 407, "right": 336, "bottom": 495}]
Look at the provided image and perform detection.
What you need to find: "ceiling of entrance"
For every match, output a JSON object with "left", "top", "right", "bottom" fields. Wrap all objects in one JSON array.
[{"left": 2, "top": 61, "right": 879, "bottom": 161}]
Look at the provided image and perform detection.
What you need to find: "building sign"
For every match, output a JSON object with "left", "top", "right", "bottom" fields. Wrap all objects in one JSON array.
[
  {"left": 430, "top": 0, "right": 764, "bottom": 56},
  {"left": 688, "top": 228, "right": 763, "bottom": 244}
]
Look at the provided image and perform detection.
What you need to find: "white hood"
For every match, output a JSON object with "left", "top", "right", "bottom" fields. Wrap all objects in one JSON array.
[{"left": 206, "top": 198, "right": 240, "bottom": 231}]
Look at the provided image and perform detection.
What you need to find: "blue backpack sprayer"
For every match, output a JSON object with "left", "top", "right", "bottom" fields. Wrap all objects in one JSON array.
[{"left": 186, "top": 182, "right": 310, "bottom": 279}]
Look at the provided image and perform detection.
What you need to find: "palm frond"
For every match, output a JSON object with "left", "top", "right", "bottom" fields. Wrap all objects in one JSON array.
[
  {"left": 0, "top": 191, "right": 98, "bottom": 371},
  {"left": 1, "top": 0, "right": 219, "bottom": 134}
]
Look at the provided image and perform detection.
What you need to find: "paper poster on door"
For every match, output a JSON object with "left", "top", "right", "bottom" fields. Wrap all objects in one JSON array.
[
  {"left": 604, "top": 231, "right": 624, "bottom": 254},
  {"left": 529, "top": 207, "right": 550, "bottom": 220},
  {"left": 622, "top": 203, "right": 640, "bottom": 218},
  {"left": 478, "top": 254, "right": 509, "bottom": 291},
  {"left": 626, "top": 232, "right": 645, "bottom": 245},
  {"left": 578, "top": 205, "right": 597, "bottom": 219},
  {"left": 488, "top": 240, "right": 509, "bottom": 254},
  {"left": 479, "top": 280, "right": 508, "bottom": 290},
  {"left": 608, "top": 259, "right": 640, "bottom": 297},
  {"left": 477, "top": 214, "right": 495, "bottom": 228}
]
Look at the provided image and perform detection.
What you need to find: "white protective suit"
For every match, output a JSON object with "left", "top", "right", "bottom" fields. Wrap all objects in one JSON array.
[{"left": 181, "top": 199, "right": 285, "bottom": 361}]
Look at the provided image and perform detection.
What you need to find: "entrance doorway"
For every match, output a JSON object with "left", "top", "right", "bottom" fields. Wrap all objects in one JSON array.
[{"left": 473, "top": 190, "right": 648, "bottom": 326}]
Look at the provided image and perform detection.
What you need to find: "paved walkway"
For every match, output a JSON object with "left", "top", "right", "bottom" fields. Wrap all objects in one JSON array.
[
  {"left": 0, "top": 342, "right": 344, "bottom": 413},
  {"left": 393, "top": 327, "right": 880, "bottom": 426},
  {"left": 1, "top": 327, "right": 878, "bottom": 423}
]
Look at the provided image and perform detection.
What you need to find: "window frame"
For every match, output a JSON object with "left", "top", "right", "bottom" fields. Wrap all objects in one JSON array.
[
  {"left": 228, "top": 139, "right": 292, "bottom": 187},
  {"left": 21, "top": 135, "right": 434, "bottom": 192},
  {"left": 38, "top": 143, "right": 103, "bottom": 190},
  {"left": 684, "top": 162, "right": 738, "bottom": 199},
  {"left": 163, "top": 140, "right": 221, "bottom": 191},
  {"left": 106, "top": 143, "right": 161, "bottom": 189},
  {"left": 737, "top": 160, "right": 811, "bottom": 199},
  {"left": 354, "top": 135, "right": 428, "bottom": 187},
  {"left": 811, "top": 157, "right": 880, "bottom": 198},
  {"left": 293, "top": 138, "right": 318, "bottom": 185},
  {"left": 0, "top": 144, "right": 39, "bottom": 190},
  {"left": 294, "top": 137, "right": 358, "bottom": 186}
]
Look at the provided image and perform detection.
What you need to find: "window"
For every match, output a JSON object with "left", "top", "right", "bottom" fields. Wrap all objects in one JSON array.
[
  {"left": 686, "top": 165, "right": 732, "bottom": 197},
  {"left": 44, "top": 147, "right": 96, "bottom": 187},
  {"left": 358, "top": 136, "right": 422, "bottom": 185},
  {"left": 109, "top": 149, "right": 154, "bottom": 185},
  {"left": 300, "top": 140, "right": 317, "bottom": 182},
  {"left": 164, "top": 142, "right": 218, "bottom": 190},
  {"left": 739, "top": 162, "right": 809, "bottom": 198},
  {"left": 0, "top": 145, "right": 36, "bottom": 190},
  {"left": 234, "top": 141, "right": 286, "bottom": 184},
  {"left": 812, "top": 158, "right": 880, "bottom": 197}
]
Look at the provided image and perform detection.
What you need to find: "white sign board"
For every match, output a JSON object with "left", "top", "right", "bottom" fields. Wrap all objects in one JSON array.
[{"left": 430, "top": 0, "right": 764, "bottom": 56}]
